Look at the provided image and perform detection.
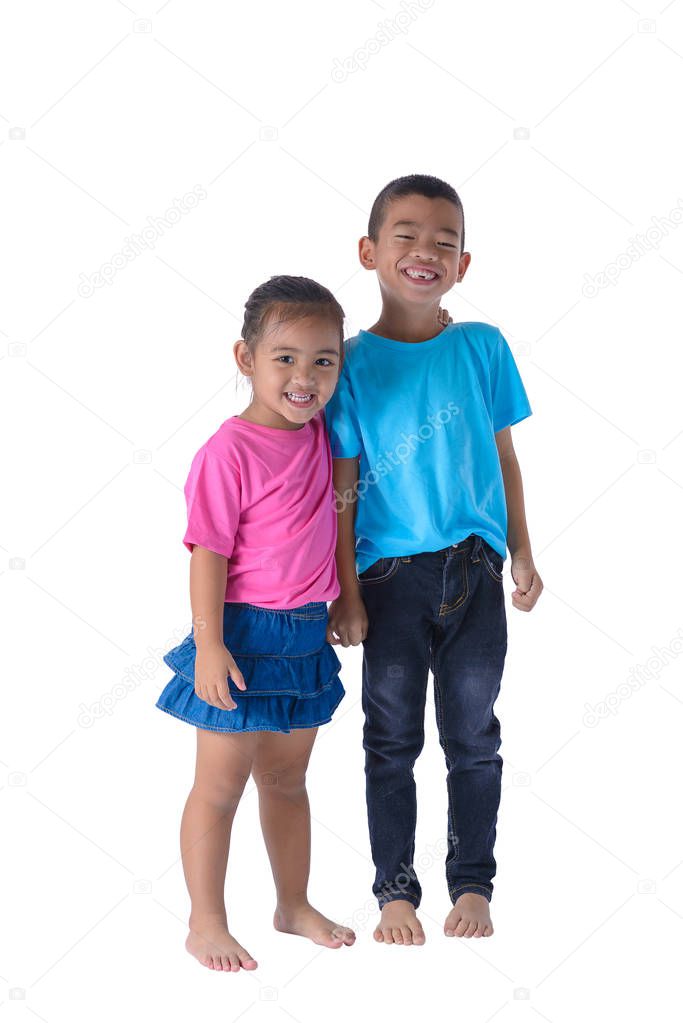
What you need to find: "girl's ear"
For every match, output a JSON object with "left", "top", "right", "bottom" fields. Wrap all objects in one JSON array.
[
  {"left": 233, "top": 338, "right": 253, "bottom": 377},
  {"left": 358, "top": 236, "right": 376, "bottom": 269}
]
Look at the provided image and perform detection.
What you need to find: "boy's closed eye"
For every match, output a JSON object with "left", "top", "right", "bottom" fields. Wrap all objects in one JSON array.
[{"left": 395, "top": 234, "right": 457, "bottom": 249}]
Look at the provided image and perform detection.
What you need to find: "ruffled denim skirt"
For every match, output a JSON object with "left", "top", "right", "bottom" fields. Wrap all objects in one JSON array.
[{"left": 155, "top": 600, "right": 344, "bottom": 734}]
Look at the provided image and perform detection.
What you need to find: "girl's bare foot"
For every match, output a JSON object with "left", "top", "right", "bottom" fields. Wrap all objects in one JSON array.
[
  {"left": 374, "top": 899, "right": 426, "bottom": 945},
  {"left": 444, "top": 893, "right": 493, "bottom": 938},
  {"left": 274, "top": 902, "right": 356, "bottom": 948},
  {"left": 186, "top": 915, "right": 258, "bottom": 971}
]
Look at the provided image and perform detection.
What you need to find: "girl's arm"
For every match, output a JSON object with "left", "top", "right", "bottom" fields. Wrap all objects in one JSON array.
[
  {"left": 327, "top": 457, "right": 368, "bottom": 646},
  {"left": 332, "top": 457, "right": 362, "bottom": 599},
  {"left": 189, "top": 545, "right": 246, "bottom": 708},
  {"left": 190, "top": 546, "right": 229, "bottom": 646}
]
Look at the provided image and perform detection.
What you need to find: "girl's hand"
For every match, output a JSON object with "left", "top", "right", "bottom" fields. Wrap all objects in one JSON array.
[
  {"left": 194, "top": 641, "right": 246, "bottom": 711},
  {"left": 327, "top": 592, "right": 368, "bottom": 647},
  {"left": 437, "top": 306, "right": 453, "bottom": 326}
]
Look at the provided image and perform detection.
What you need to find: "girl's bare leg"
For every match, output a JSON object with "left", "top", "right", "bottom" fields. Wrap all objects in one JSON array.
[
  {"left": 182, "top": 728, "right": 259, "bottom": 971},
  {"left": 251, "top": 726, "right": 356, "bottom": 948}
]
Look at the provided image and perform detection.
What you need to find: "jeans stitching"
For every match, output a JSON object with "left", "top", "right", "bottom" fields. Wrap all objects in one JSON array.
[
  {"left": 449, "top": 883, "right": 492, "bottom": 900},
  {"left": 227, "top": 601, "right": 327, "bottom": 620},
  {"left": 479, "top": 545, "right": 504, "bottom": 583},
  {"left": 155, "top": 700, "right": 343, "bottom": 733},
  {"left": 432, "top": 656, "right": 459, "bottom": 879},
  {"left": 357, "top": 557, "right": 400, "bottom": 585},
  {"left": 440, "top": 555, "right": 469, "bottom": 613}
]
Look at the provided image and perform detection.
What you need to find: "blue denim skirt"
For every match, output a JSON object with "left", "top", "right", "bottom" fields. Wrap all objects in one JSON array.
[{"left": 155, "top": 600, "right": 344, "bottom": 734}]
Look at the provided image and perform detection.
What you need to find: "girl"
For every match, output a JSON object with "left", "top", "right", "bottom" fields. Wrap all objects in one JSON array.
[{"left": 156, "top": 276, "right": 356, "bottom": 972}]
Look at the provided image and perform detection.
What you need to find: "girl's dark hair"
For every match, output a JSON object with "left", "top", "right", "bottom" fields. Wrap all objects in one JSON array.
[
  {"left": 241, "top": 275, "right": 345, "bottom": 359},
  {"left": 368, "top": 173, "right": 465, "bottom": 252}
]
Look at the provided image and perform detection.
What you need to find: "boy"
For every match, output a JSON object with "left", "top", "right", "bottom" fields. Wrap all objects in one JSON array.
[{"left": 324, "top": 174, "right": 543, "bottom": 945}]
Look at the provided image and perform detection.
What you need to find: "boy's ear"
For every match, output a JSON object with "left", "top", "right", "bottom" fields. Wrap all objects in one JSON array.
[
  {"left": 457, "top": 251, "right": 472, "bottom": 281},
  {"left": 358, "top": 235, "right": 376, "bottom": 269}
]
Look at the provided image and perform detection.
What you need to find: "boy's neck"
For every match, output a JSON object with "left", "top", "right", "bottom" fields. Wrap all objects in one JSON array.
[{"left": 368, "top": 298, "right": 448, "bottom": 344}]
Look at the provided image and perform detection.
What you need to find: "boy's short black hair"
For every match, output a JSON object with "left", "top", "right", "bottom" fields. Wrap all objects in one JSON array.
[{"left": 368, "top": 174, "right": 465, "bottom": 252}]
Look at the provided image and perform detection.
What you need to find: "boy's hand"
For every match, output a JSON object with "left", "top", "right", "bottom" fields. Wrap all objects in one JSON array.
[
  {"left": 510, "top": 552, "right": 543, "bottom": 612},
  {"left": 327, "top": 592, "right": 368, "bottom": 646},
  {"left": 194, "top": 640, "right": 246, "bottom": 710}
]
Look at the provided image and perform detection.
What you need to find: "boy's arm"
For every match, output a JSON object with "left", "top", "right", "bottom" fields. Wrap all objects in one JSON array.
[
  {"left": 326, "top": 456, "right": 368, "bottom": 646},
  {"left": 495, "top": 427, "right": 543, "bottom": 612}
]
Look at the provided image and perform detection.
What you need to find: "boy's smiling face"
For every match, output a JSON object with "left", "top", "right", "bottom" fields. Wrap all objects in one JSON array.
[{"left": 359, "top": 194, "right": 470, "bottom": 310}]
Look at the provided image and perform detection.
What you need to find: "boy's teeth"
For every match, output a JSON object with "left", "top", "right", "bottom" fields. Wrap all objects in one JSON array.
[{"left": 405, "top": 268, "right": 437, "bottom": 280}]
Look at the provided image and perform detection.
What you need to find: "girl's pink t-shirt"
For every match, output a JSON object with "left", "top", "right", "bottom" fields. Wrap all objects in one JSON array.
[{"left": 182, "top": 411, "right": 340, "bottom": 609}]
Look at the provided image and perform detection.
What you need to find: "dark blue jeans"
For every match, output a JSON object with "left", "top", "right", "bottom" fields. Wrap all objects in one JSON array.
[{"left": 358, "top": 532, "right": 507, "bottom": 909}]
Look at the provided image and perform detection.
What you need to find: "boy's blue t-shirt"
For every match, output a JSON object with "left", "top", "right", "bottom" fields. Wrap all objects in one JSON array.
[{"left": 323, "top": 321, "right": 532, "bottom": 575}]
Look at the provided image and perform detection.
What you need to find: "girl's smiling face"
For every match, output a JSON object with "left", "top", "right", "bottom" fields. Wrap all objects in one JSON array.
[
  {"left": 234, "top": 313, "right": 342, "bottom": 430},
  {"left": 359, "top": 194, "right": 470, "bottom": 308}
]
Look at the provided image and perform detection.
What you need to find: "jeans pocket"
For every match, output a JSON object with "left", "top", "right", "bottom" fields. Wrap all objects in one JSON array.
[
  {"left": 357, "top": 556, "right": 400, "bottom": 585},
  {"left": 480, "top": 542, "right": 504, "bottom": 582}
]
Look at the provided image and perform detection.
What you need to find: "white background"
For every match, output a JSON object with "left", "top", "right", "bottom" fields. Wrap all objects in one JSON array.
[{"left": 2, "top": 0, "right": 683, "bottom": 1019}]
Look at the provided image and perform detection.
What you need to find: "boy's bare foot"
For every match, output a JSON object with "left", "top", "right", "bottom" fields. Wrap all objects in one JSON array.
[
  {"left": 186, "top": 915, "right": 258, "bottom": 971},
  {"left": 374, "top": 899, "right": 426, "bottom": 945},
  {"left": 274, "top": 901, "right": 356, "bottom": 948},
  {"left": 444, "top": 893, "right": 493, "bottom": 938}
]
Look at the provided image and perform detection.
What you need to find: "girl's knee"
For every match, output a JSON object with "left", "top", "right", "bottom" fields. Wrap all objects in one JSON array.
[
  {"left": 252, "top": 761, "right": 307, "bottom": 794},
  {"left": 193, "top": 769, "right": 251, "bottom": 809}
]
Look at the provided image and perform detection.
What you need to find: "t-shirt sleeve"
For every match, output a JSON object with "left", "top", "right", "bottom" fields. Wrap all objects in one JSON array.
[
  {"left": 182, "top": 445, "right": 241, "bottom": 558},
  {"left": 490, "top": 329, "right": 532, "bottom": 432},
  {"left": 323, "top": 356, "right": 362, "bottom": 458}
]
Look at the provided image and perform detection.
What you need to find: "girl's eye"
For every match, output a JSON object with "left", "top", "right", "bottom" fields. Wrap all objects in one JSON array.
[{"left": 276, "top": 356, "right": 334, "bottom": 367}]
